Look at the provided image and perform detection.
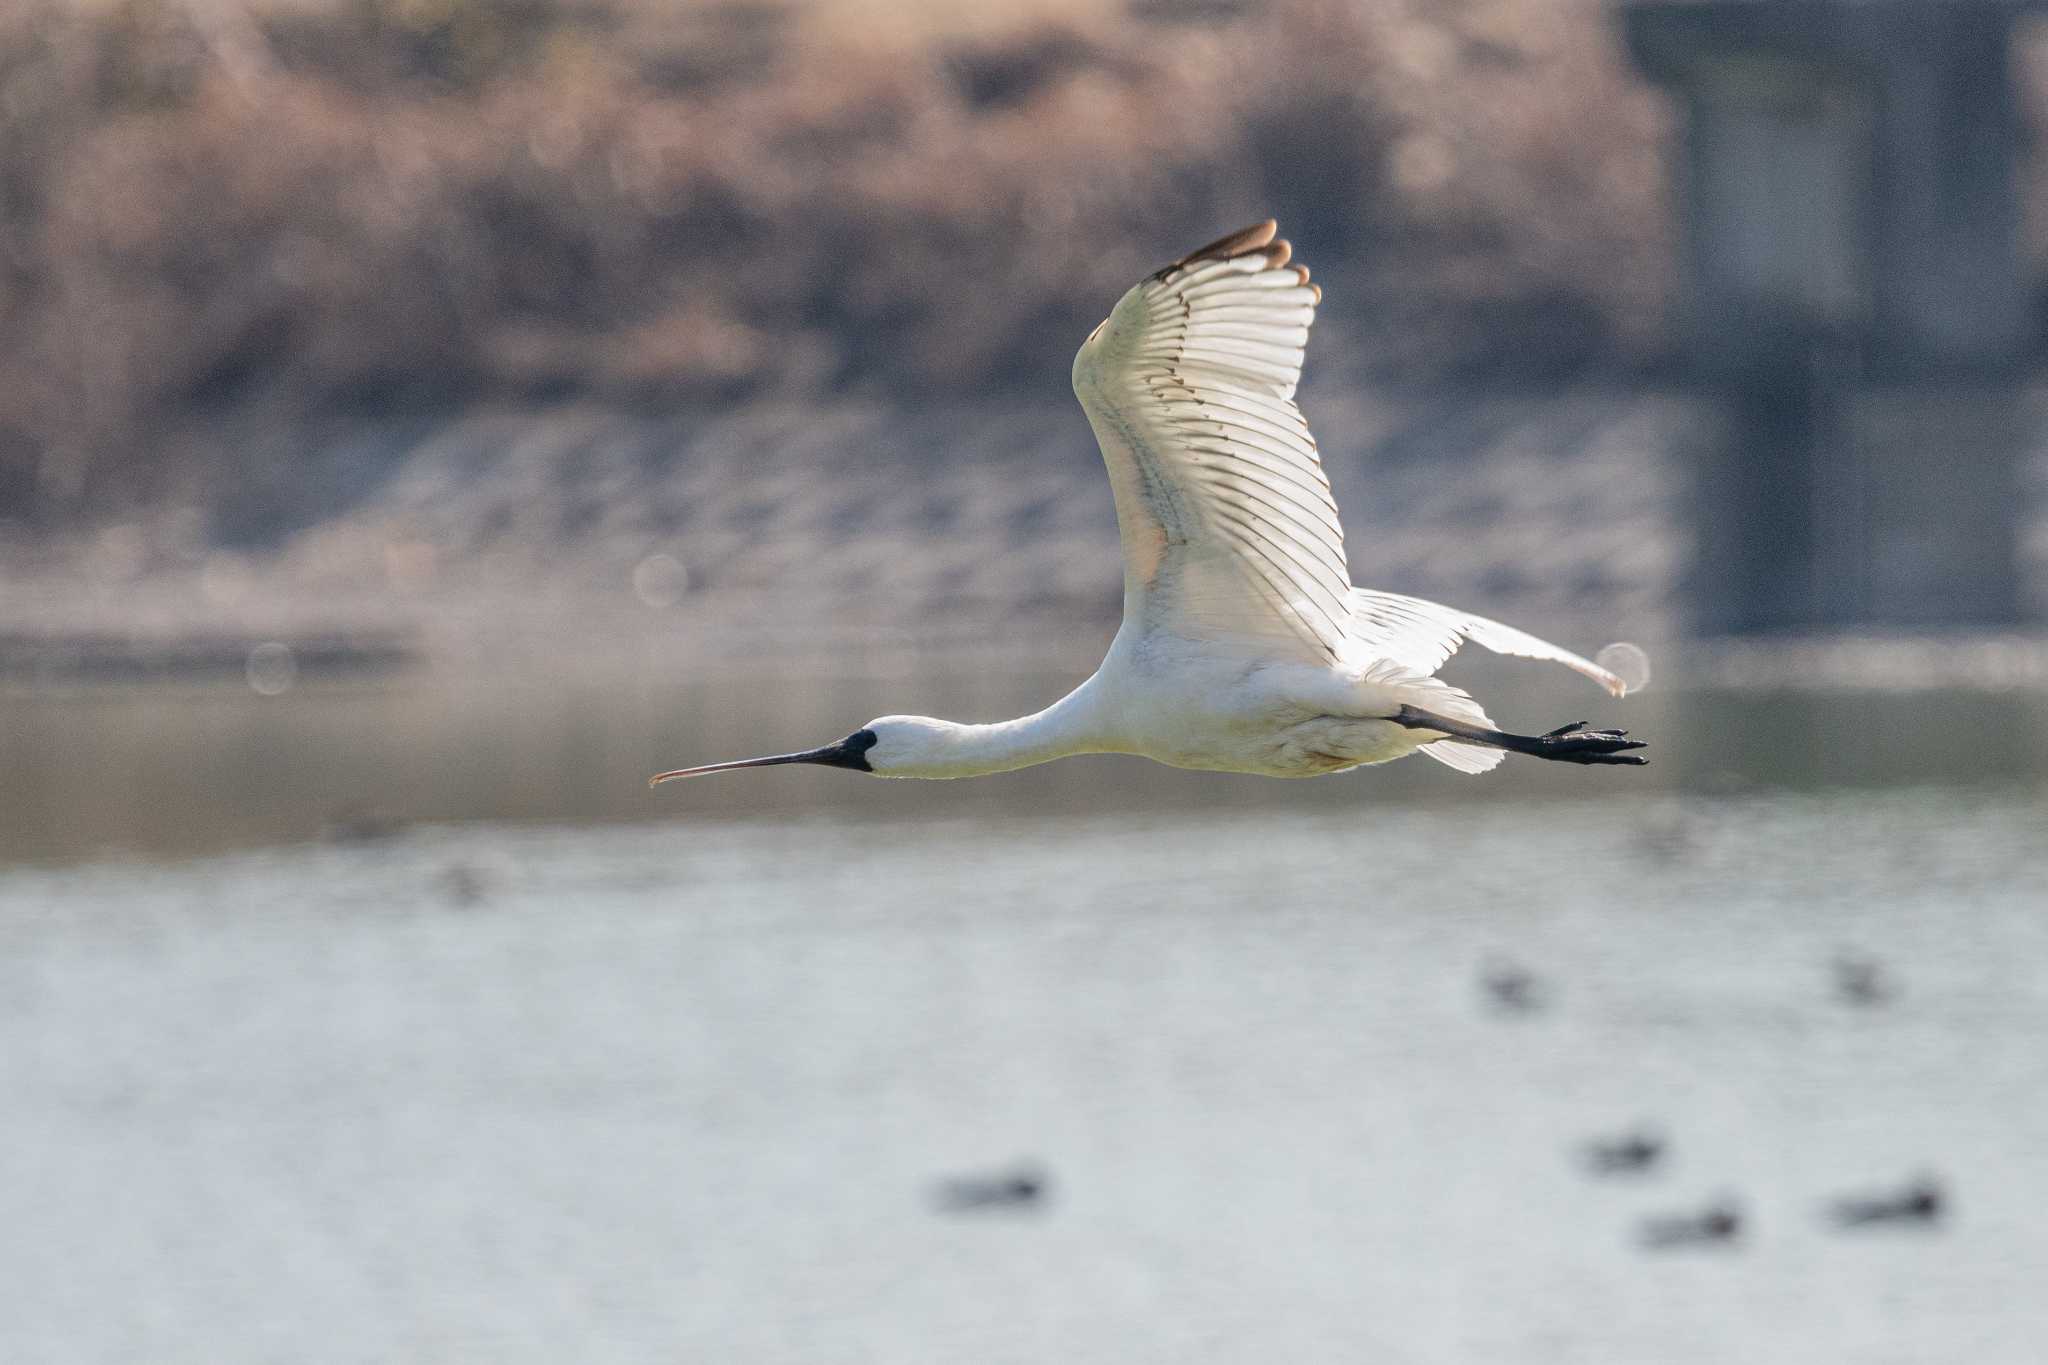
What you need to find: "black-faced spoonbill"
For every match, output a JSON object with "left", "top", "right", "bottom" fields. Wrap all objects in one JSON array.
[{"left": 651, "top": 221, "right": 1646, "bottom": 787}]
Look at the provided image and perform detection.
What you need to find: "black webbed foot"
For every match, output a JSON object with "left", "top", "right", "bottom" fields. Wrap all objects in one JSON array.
[
  {"left": 1389, "top": 704, "right": 1650, "bottom": 768},
  {"left": 1532, "top": 724, "right": 1647, "bottom": 765}
]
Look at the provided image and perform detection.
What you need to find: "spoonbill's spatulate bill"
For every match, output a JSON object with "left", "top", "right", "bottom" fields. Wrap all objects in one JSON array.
[{"left": 652, "top": 220, "right": 1645, "bottom": 787}]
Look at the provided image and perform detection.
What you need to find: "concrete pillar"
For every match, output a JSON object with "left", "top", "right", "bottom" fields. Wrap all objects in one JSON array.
[{"left": 1624, "top": 0, "right": 2035, "bottom": 633}]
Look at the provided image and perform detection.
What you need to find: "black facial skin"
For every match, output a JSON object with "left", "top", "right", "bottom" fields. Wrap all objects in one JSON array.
[{"left": 813, "top": 728, "right": 879, "bottom": 773}]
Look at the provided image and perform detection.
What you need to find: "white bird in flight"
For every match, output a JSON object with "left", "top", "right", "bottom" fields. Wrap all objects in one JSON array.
[{"left": 652, "top": 221, "right": 1644, "bottom": 787}]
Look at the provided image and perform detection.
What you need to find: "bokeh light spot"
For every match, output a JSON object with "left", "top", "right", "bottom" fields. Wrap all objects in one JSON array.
[
  {"left": 1596, "top": 641, "right": 1652, "bottom": 694},
  {"left": 246, "top": 641, "right": 297, "bottom": 696},
  {"left": 632, "top": 553, "right": 690, "bottom": 608}
]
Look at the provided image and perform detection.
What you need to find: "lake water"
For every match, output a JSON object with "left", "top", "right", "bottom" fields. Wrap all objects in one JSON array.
[{"left": 3, "top": 670, "right": 2046, "bottom": 1362}]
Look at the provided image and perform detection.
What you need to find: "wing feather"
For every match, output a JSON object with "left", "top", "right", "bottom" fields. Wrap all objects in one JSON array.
[
  {"left": 1074, "top": 221, "right": 1350, "bottom": 660},
  {"left": 1190, "top": 473, "right": 1343, "bottom": 540},
  {"left": 1350, "top": 589, "right": 1629, "bottom": 696}
]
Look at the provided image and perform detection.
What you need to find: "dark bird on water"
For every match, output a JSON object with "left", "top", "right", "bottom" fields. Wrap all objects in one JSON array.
[
  {"left": 1582, "top": 1127, "right": 1665, "bottom": 1177},
  {"left": 321, "top": 805, "right": 409, "bottom": 844},
  {"left": 438, "top": 863, "right": 488, "bottom": 908},
  {"left": 933, "top": 1163, "right": 1049, "bottom": 1213},
  {"left": 1828, "top": 1175, "right": 1944, "bottom": 1229},
  {"left": 1481, "top": 959, "right": 1544, "bottom": 1013},
  {"left": 1832, "top": 952, "right": 1895, "bottom": 1006},
  {"left": 1639, "top": 1200, "right": 1742, "bottom": 1250}
]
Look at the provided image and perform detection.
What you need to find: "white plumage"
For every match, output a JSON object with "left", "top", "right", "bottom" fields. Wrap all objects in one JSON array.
[{"left": 651, "top": 220, "right": 1644, "bottom": 788}]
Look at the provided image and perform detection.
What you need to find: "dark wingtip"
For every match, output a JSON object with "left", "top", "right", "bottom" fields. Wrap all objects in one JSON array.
[{"left": 1154, "top": 219, "right": 1279, "bottom": 278}]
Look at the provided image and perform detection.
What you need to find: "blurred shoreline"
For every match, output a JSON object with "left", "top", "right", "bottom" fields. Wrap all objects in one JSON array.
[
  {"left": 7, "top": 380, "right": 1679, "bottom": 684},
  {"left": 6, "top": 378, "right": 2048, "bottom": 692}
]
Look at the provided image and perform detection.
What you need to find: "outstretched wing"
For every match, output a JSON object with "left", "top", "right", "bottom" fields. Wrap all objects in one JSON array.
[
  {"left": 1350, "top": 589, "right": 1629, "bottom": 696},
  {"left": 1072, "top": 221, "right": 1348, "bottom": 663}
]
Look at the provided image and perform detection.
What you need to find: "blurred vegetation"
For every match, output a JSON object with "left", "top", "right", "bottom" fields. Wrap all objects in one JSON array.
[{"left": 0, "top": 0, "right": 1673, "bottom": 530}]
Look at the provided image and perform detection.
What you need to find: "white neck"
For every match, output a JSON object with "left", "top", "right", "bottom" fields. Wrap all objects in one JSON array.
[{"left": 874, "top": 673, "right": 1117, "bottom": 779}]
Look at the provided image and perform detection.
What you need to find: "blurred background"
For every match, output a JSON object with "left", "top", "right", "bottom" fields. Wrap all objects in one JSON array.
[{"left": 3, "top": 0, "right": 2047, "bottom": 1360}]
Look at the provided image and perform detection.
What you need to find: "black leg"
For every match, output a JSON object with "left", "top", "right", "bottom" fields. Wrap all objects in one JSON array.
[{"left": 1393, "top": 706, "right": 1648, "bottom": 766}]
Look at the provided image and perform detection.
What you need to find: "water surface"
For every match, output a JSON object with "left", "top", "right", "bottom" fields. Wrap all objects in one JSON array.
[
  {"left": 6, "top": 662, "right": 2046, "bottom": 864},
  {"left": 4, "top": 668, "right": 2046, "bottom": 1361},
  {"left": 3, "top": 785, "right": 2046, "bottom": 1361}
]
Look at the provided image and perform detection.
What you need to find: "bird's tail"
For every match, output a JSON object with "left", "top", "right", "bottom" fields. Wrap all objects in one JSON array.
[{"left": 1396, "top": 676, "right": 1506, "bottom": 774}]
